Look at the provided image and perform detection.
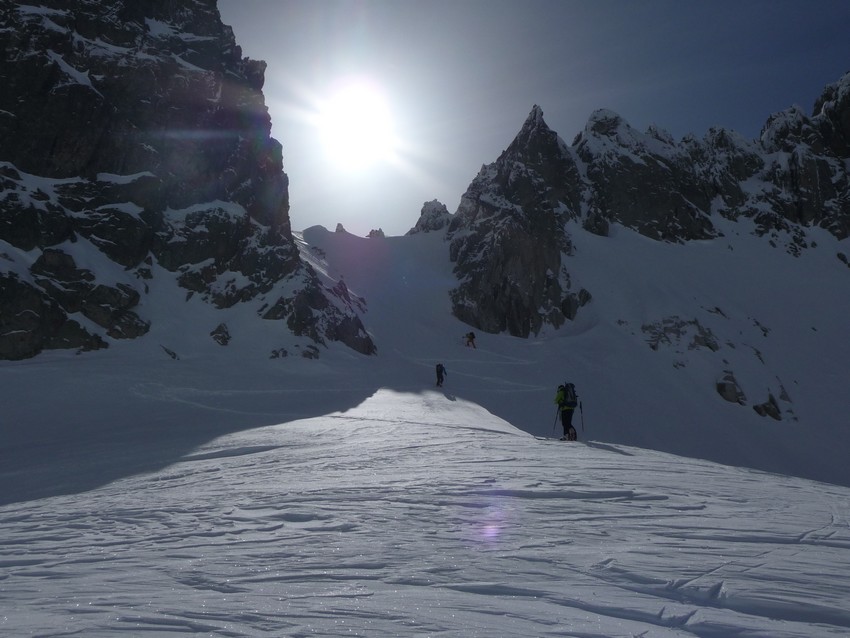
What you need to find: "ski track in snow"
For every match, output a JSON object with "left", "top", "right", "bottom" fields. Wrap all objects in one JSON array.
[{"left": 2, "top": 391, "right": 850, "bottom": 637}]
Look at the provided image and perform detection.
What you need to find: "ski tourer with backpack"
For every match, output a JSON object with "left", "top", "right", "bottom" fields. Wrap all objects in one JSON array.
[{"left": 554, "top": 382, "right": 578, "bottom": 441}]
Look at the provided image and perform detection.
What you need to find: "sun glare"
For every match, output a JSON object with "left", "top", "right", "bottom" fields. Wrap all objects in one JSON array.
[{"left": 316, "top": 79, "right": 398, "bottom": 171}]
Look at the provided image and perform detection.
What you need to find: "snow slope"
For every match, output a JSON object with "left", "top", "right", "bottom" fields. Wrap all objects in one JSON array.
[
  {"left": 2, "top": 217, "right": 850, "bottom": 636},
  {"left": 296, "top": 222, "right": 850, "bottom": 488},
  {"left": 2, "top": 386, "right": 849, "bottom": 636}
]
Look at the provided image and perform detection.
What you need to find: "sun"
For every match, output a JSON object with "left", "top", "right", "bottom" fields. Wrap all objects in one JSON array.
[{"left": 315, "top": 78, "right": 398, "bottom": 171}]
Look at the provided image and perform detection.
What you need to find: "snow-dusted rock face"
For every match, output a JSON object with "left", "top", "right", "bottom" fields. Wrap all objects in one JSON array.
[
  {"left": 755, "top": 81, "right": 850, "bottom": 240},
  {"left": 579, "top": 74, "right": 850, "bottom": 243},
  {"left": 406, "top": 199, "right": 452, "bottom": 235},
  {"left": 0, "top": 0, "right": 374, "bottom": 359},
  {"left": 576, "top": 109, "right": 718, "bottom": 242},
  {"left": 447, "top": 106, "right": 589, "bottom": 337},
  {"left": 446, "top": 73, "right": 850, "bottom": 338}
]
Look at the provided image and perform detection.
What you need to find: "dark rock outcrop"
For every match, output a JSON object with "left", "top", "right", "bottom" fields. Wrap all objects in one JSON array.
[
  {"left": 753, "top": 393, "right": 782, "bottom": 420},
  {"left": 446, "top": 106, "right": 587, "bottom": 337},
  {"left": 210, "top": 322, "right": 231, "bottom": 346},
  {"left": 642, "top": 316, "right": 720, "bottom": 353},
  {"left": 576, "top": 111, "right": 717, "bottom": 242},
  {"left": 0, "top": 272, "right": 106, "bottom": 360},
  {"left": 717, "top": 371, "right": 747, "bottom": 405}
]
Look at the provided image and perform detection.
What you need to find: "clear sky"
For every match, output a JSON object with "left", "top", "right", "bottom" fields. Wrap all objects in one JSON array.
[{"left": 218, "top": 0, "right": 850, "bottom": 237}]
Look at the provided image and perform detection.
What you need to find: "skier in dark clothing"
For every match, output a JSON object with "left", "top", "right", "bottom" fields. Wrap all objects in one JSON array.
[
  {"left": 554, "top": 383, "right": 578, "bottom": 441},
  {"left": 436, "top": 363, "right": 447, "bottom": 387},
  {"left": 465, "top": 332, "right": 476, "bottom": 348}
]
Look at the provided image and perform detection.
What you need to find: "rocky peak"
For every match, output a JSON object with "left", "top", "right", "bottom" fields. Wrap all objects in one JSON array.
[
  {"left": 407, "top": 200, "right": 452, "bottom": 235},
  {"left": 576, "top": 109, "right": 679, "bottom": 160},
  {"left": 500, "top": 105, "right": 571, "bottom": 169},
  {"left": 445, "top": 107, "right": 586, "bottom": 337},
  {"left": 584, "top": 108, "right": 627, "bottom": 137},
  {"left": 646, "top": 124, "right": 676, "bottom": 145},
  {"left": 760, "top": 106, "right": 821, "bottom": 153},
  {"left": 444, "top": 71, "right": 850, "bottom": 340},
  {"left": 527, "top": 103, "right": 546, "bottom": 125},
  {"left": 812, "top": 70, "right": 850, "bottom": 157},
  {"left": 575, "top": 109, "right": 718, "bottom": 242},
  {"left": 753, "top": 72, "right": 850, "bottom": 238}
]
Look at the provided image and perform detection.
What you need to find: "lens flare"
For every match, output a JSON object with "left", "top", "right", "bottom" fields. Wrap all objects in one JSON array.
[{"left": 316, "top": 77, "right": 398, "bottom": 171}]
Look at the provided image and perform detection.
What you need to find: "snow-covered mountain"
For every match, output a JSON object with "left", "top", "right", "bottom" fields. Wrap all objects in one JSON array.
[
  {"left": 2, "top": 2, "right": 849, "bottom": 486},
  {"left": 3, "top": 224, "right": 850, "bottom": 633},
  {"left": 409, "top": 76, "right": 850, "bottom": 487},
  {"left": 2, "top": 6, "right": 850, "bottom": 632},
  {"left": 441, "top": 76, "right": 850, "bottom": 342},
  {"left": 0, "top": 0, "right": 374, "bottom": 360}
]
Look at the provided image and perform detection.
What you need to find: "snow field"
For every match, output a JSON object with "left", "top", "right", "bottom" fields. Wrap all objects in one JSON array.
[{"left": 2, "top": 390, "right": 849, "bottom": 636}]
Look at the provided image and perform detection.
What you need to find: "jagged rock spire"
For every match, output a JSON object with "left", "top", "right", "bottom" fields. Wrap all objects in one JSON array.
[
  {"left": 446, "top": 105, "right": 585, "bottom": 338},
  {"left": 501, "top": 105, "right": 567, "bottom": 166}
]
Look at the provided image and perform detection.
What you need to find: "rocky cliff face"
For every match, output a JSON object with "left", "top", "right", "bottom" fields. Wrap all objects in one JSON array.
[
  {"left": 441, "top": 73, "right": 850, "bottom": 338},
  {"left": 446, "top": 106, "right": 590, "bottom": 337},
  {"left": 0, "top": 0, "right": 374, "bottom": 360}
]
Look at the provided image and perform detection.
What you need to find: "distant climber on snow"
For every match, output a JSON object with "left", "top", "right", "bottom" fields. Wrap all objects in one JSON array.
[
  {"left": 554, "top": 382, "right": 579, "bottom": 441},
  {"left": 464, "top": 332, "right": 476, "bottom": 348},
  {"left": 436, "top": 363, "right": 447, "bottom": 387}
]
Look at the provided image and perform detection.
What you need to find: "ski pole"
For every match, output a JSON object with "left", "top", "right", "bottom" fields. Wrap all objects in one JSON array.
[
  {"left": 580, "top": 401, "right": 585, "bottom": 432},
  {"left": 552, "top": 406, "right": 559, "bottom": 432}
]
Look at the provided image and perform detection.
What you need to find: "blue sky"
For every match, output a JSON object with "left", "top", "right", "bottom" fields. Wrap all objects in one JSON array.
[{"left": 218, "top": 0, "right": 850, "bottom": 236}]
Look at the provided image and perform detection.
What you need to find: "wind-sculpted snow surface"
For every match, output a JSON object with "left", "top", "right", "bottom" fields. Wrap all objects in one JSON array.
[{"left": 2, "top": 389, "right": 849, "bottom": 636}]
